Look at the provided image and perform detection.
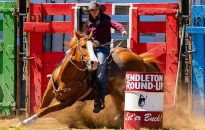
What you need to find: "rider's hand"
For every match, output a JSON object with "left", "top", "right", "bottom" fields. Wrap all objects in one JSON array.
[{"left": 122, "top": 31, "right": 127, "bottom": 37}]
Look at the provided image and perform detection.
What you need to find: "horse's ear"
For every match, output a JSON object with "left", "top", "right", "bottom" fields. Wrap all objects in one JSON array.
[
  {"left": 87, "top": 31, "right": 93, "bottom": 40},
  {"left": 75, "top": 31, "right": 84, "bottom": 39}
]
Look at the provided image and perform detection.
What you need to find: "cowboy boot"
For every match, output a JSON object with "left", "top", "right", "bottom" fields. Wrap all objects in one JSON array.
[{"left": 93, "top": 98, "right": 105, "bottom": 113}]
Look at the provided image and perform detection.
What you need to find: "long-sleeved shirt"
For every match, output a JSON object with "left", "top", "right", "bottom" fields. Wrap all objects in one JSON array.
[{"left": 85, "top": 12, "right": 126, "bottom": 45}]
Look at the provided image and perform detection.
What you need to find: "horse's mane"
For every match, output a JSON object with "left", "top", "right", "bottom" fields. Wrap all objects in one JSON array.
[
  {"left": 64, "top": 31, "right": 93, "bottom": 55},
  {"left": 64, "top": 31, "right": 84, "bottom": 57},
  {"left": 65, "top": 35, "right": 78, "bottom": 49}
]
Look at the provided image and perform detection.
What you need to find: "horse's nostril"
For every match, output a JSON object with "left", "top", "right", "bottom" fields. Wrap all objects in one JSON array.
[{"left": 90, "top": 61, "right": 94, "bottom": 64}]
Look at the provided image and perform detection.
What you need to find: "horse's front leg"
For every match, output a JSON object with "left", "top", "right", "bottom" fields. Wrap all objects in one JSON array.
[
  {"left": 17, "top": 80, "right": 55, "bottom": 127},
  {"left": 17, "top": 96, "right": 77, "bottom": 127},
  {"left": 39, "top": 80, "right": 55, "bottom": 109},
  {"left": 37, "top": 97, "right": 77, "bottom": 117}
]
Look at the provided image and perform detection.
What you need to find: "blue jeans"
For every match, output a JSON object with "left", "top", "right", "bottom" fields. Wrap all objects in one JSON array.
[{"left": 95, "top": 45, "right": 110, "bottom": 100}]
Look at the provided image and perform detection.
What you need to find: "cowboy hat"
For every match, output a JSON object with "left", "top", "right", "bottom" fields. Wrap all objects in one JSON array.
[
  {"left": 82, "top": 1, "right": 106, "bottom": 14},
  {"left": 86, "top": 1, "right": 100, "bottom": 10}
]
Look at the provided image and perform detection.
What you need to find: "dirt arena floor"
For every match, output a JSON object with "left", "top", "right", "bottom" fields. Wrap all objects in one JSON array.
[
  {"left": 1, "top": 109, "right": 205, "bottom": 130},
  {"left": 1, "top": 98, "right": 205, "bottom": 130},
  {"left": 0, "top": 117, "right": 68, "bottom": 130}
]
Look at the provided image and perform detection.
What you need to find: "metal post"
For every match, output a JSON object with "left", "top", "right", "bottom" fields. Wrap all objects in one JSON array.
[
  {"left": 176, "top": 0, "right": 190, "bottom": 112},
  {"left": 19, "top": 0, "right": 27, "bottom": 116},
  {"left": 188, "top": 0, "right": 192, "bottom": 118},
  {"left": 16, "top": 0, "right": 20, "bottom": 116},
  {"left": 26, "top": 0, "right": 30, "bottom": 117},
  {"left": 181, "top": 0, "right": 189, "bottom": 15}
]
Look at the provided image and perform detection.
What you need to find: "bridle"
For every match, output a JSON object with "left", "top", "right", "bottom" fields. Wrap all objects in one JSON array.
[
  {"left": 50, "top": 37, "right": 92, "bottom": 102},
  {"left": 67, "top": 38, "right": 90, "bottom": 72}
]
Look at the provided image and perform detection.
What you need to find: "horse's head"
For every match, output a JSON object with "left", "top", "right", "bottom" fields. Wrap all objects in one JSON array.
[{"left": 67, "top": 31, "right": 98, "bottom": 71}]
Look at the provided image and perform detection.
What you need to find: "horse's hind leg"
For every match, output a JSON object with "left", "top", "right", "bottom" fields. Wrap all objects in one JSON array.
[{"left": 39, "top": 80, "right": 55, "bottom": 109}]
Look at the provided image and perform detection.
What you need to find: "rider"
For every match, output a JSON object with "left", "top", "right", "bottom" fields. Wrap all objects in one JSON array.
[{"left": 83, "top": 1, "right": 127, "bottom": 113}]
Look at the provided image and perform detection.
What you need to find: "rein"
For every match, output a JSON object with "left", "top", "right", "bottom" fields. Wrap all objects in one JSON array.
[
  {"left": 97, "top": 35, "right": 127, "bottom": 47},
  {"left": 67, "top": 55, "right": 88, "bottom": 71},
  {"left": 102, "top": 34, "right": 128, "bottom": 65},
  {"left": 51, "top": 72, "right": 90, "bottom": 102}
]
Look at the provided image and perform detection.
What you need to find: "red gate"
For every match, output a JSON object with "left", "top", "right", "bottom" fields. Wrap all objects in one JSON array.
[
  {"left": 24, "top": 3, "right": 178, "bottom": 114},
  {"left": 131, "top": 3, "right": 179, "bottom": 107},
  {"left": 24, "top": 3, "right": 113, "bottom": 114}
]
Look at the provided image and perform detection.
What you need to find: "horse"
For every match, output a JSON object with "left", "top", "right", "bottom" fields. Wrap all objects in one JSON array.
[{"left": 17, "top": 31, "right": 160, "bottom": 128}]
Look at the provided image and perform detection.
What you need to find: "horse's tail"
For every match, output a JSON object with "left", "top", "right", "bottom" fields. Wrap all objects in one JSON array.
[
  {"left": 139, "top": 52, "right": 161, "bottom": 72},
  {"left": 139, "top": 52, "right": 158, "bottom": 63}
]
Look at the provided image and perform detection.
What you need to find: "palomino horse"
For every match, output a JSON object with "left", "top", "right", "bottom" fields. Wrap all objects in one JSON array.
[{"left": 18, "top": 31, "right": 160, "bottom": 128}]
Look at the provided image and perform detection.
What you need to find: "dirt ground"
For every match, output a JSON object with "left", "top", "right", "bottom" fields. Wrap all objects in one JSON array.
[
  {"left": 1, "top": 99, "right": 205, "bottom": 130},
  {"left": 1, "top": 110, "right": 205, "bottom": 130},
  {"left": 0, "top": 116, "right": 68, "bottom": 130}
]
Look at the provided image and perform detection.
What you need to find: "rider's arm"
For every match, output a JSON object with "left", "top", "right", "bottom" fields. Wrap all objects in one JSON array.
[{"left": 110, "top": 19, "right": 126, "bottom": 33}]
